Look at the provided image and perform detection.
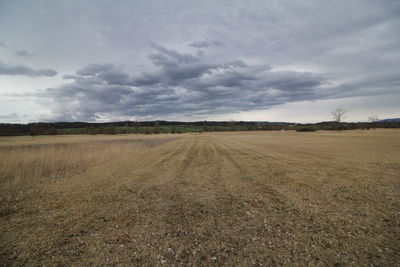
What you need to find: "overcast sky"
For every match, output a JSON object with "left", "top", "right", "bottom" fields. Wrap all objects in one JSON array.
[{"left": 0, "top": 0, "right": 399, "bottom": 123}]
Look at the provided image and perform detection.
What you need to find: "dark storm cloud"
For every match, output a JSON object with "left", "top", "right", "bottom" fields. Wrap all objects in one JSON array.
[
  {"left": 35, "top": 45, "right": 331, "bottom": 121},
  {"left": 0, "top": 60, "right": 57, "bottom": 77},
  {"left": 0, "top": 0, "right": 399, "bottom": 123}
]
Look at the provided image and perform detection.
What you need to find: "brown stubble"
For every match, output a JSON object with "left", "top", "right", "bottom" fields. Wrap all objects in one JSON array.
[{"left": 0, "top": 130, "right": 399, "bottom": 266}]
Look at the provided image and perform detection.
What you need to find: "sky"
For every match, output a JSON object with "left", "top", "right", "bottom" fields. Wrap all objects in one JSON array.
[{"left": 0, "top": 0, "right": 399, "bottom": 123}]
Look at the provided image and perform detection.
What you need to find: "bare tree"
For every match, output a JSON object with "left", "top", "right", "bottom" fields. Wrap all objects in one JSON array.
[
  {"left": 331, "top": 108, "right": 346, "bottom": 122},
  {"left": 368, "top": 115, "right": 379, "bottom": 130},
  {"left": 331, "top": 108, "right": 346, "bottom": 130}
]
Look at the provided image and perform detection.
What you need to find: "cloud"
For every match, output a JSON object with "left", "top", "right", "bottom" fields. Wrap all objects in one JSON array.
[
  {"left": 15, "top": 50, "right": 33, "bottom": 58},
  {"left": 2, "top": 0, "right": 399, "bottom": 122},
  {"left": 0, "top": 60, "right": 57, "bottom": 77},
  {"left": 150, "top": 44, "right": 200, "bottom": 65},
  {"left": 189, "top": 40, "right": 225, "bottom": 48},
  {"left": 76, "top": 63, "right": 114, "bottom": 76},
  {"left": 0, "top": 112, "right": 18, "bottom": 120},
  {"left": 32, "top": 45, "right": 333, "bottom": 121},
  {"left": 189, "top": 41, "right": 211, "bottom": 48}
]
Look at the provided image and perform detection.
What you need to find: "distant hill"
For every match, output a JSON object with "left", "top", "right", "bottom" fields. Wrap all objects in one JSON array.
[{"left": 379, "top": 118, "right": 400, "bottom": 122}]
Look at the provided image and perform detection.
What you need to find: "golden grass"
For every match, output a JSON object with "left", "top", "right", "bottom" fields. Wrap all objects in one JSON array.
[
  {"left": 1, "top": 130, "right": 399, "bottom": 266},
  {"left": 0, "top": 134, "right": 180, "bottom": 190}
]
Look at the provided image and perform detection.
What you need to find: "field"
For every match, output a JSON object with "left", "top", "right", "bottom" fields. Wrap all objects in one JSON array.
[{"left": 1, "top": 130, "right": 399, "bottom": 265}]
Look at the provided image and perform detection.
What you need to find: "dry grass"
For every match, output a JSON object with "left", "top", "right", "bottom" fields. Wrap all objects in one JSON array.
[
  {"left": 1, "top": 130, "right": 399, "bottom": 266},
  {"left": 0, "top": 134, "right": 180, "bottom": 191}
]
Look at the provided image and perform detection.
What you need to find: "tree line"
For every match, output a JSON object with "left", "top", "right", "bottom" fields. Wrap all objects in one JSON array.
[
  {"left": 1, "top": 109, "right": 399, "bottom": 136},
  {"left": 0, "top": 120, "right": 399, "bottom": 136}
]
